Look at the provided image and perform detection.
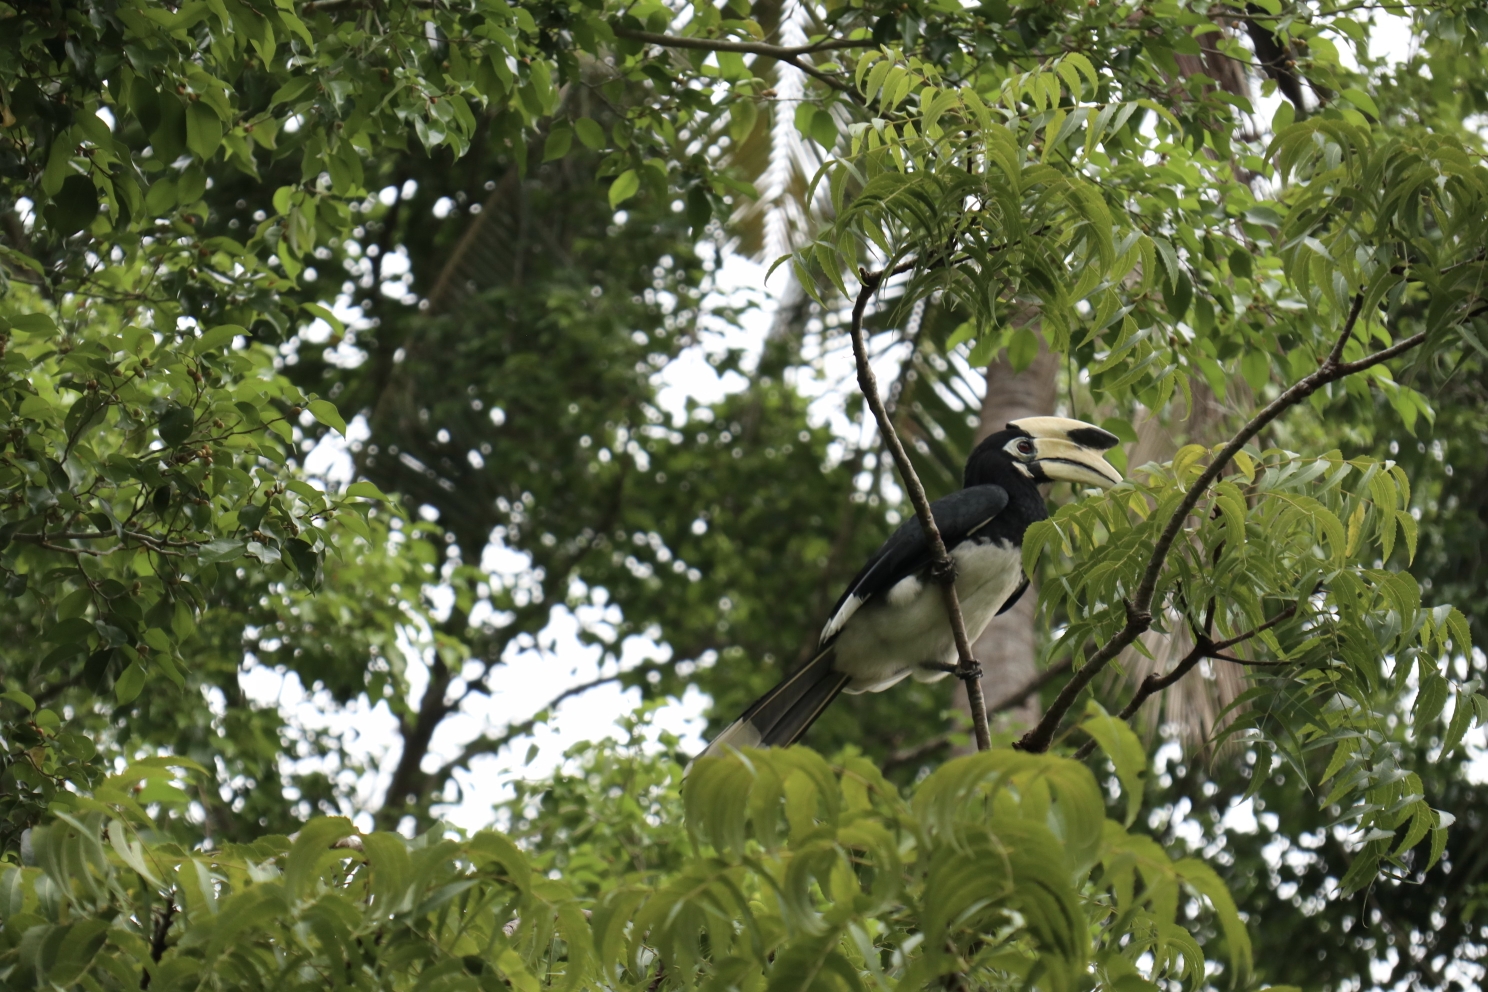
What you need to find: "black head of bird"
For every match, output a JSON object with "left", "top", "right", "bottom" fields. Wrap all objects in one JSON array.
[
  {"left": 965, "top": 416, "right": 1123, "bottom": 492},
  {"left": 700, "top": 415, "right": 1124, "bottom": 759}
]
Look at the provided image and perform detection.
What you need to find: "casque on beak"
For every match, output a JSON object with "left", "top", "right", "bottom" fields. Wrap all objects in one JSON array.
[{"left": 1007, "top": 416, "right": 1124, "bottom": 490}]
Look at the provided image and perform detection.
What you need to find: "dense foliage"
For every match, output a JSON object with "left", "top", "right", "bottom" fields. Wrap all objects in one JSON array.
[
  {"left": 5, "top": 0, "right": 1488, "bottom": 988},
  {"left": 4, "top": 723, "right": 1259, "bottom": 992}
]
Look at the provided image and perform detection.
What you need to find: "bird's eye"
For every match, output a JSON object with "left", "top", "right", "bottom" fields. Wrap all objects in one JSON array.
[{"left": 1016, "top": 439, "right": 1035, "bottom": 457}]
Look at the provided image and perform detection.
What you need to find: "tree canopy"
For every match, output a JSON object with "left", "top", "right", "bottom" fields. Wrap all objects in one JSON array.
[{"left": 5, "top": 0, "right": 1488, "bottom": 988}]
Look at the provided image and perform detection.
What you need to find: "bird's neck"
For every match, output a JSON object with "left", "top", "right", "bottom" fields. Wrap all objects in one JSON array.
[
  {"left": 965, "top": 467, "right": 1046, "bottom": 526},
  {"left": 1001, "top": 474, "right": 1048, "bottom": 523}
]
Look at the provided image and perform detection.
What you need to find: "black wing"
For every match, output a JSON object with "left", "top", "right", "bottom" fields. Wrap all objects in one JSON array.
[{"left": 818, "top": 485, "right": 1010, "bottom": 644}]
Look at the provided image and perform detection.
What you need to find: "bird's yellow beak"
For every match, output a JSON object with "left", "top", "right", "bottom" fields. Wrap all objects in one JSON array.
[
  {"left": 1031, "top": 437, "right": 1123, "bottom": 489},
  {"left": 1008, "top": 416, "right": 1124, "bottom": 490}
]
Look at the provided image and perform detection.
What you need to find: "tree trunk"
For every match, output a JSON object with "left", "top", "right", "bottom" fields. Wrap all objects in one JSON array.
[{"left": 952, "top": 331, "right": 1060, "bottom": 750}]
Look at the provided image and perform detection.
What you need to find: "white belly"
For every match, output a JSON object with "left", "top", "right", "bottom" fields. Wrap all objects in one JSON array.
[{"left": 831, "top": 540, "right": 1024, "bottom": 693}]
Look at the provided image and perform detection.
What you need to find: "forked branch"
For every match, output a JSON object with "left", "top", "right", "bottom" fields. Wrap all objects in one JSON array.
[
  {"left": 848, "top": 266, "right": 992, "bottom": 752},
  {"left": 1018, "top": 292, "right": 1427, "bottom": 753},
  {"left": 1071, "top": 602, "right": 1299, "bottom": 760}
]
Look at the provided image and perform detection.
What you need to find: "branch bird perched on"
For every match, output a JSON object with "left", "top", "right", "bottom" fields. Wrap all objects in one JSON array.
[{"left": 701, "top": 417, "right": 1123, "bottom": 757}]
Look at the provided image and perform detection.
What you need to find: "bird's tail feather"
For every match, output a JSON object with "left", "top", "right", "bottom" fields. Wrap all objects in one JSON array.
[{"left": 700, "top": 647, "right": 849, "bottom": 758}]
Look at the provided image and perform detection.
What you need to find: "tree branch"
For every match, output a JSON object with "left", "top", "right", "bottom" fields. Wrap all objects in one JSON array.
[
  {"left": 1072, "top": 601, "right": 1300, "bottom": 760},
  {"left": 848, "top": 266, "right": 991, "bottom": 752},
  {"left": 139, "top": 896, "right": 176, "bottom": 989},
  {"left": 1018, "top": 292, "right": 1426, "bottom": 754},
  {"left": 429, "top": 670, "right": 631, "bottom": 785},
  {"left": 611, "top": 27, "right": 865, "bottom": 94}
]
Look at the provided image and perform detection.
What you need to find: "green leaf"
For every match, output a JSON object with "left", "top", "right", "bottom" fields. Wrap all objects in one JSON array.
[
  {"left": 1442, "top": 690, "right": 1474, "bottom": 755},
  {"left": 1008, "top": 327, "right": 1040, "bottom": 371},
  {"left": 307, "top": 399, "right": 347, "bottom": 436},
  {"left": 270, "top": 76, "right": 315, "bottom": 107},
  {"left": 285, "top": 538, "right": 323, "bottom": 589},
  {"left": 302, "top": 301, "right": 345, "bottom": 335},
  {"left": 1415, "top": 672, "right": 1449, "bottom": 727},
  {"left": 57, "top": 587, "right": 92, "bottom": 621},
  {"left": 186, "top": 100, "right": 224, "bottom": 159},
  {"left": 11, "top": 312, "right": 59, "bottom": 336},
  {"left": 115, "top": 662, "right": 146, "bottom": 704},
  {"left": 1, "top": 689, "right": 36, "bottom": 713},
  {"left": 574, "top": 117, "right": 606, "bottom": 150},
  {"left": 204, "top": 884, "right": 289, "bottom": 962},
  {"left": 543, "top": 126, "right": 573, "bottom": 162},
  {"left": 1080, "top": 700, "right": 1146, "bottom": 826},
  {"left": 729, "top": 100, "right": 758, "bottom": 142},
  {"left": 608, "top": 169, "right": 640, "bottom": 208},
  {"left": 364, "top": 832, "right": 414, "bottom": 915},
  {"left": 46, "top": 918, "right": 109, "bottom": 985},
  {"left": 1241, "top": 351, "right": 1270, "bottom": 393},
  {"left": 284, "top": 817, "right": 355, "bottom": 902},
  {"left": 1396, "top": 510, "right": 1418, "bottom": 563},
  {"left": 193, "top": 324, "right": 247, "bottom": 354},
  {"left": 810, "top": 108, "right": 839, "bottom": 148},
  {"left": 1341, "top": 88, "right": 1380, "bottom": 118},
  {"left": 46, "top": 174, "right": 101, "bottom": 235},
  {"left": 1244, "top": 204, "right": 1283, "bottom": 227},
  {"left": 1175, "top": 857, "right": 1253, "bottom": 982},
  {"left": 158, "top": 405, "right": 196, "bottom": 447},
  {"left": 1339, "top": 841, "right": 1384, "bottom": 895},
  {"left": 199, "top": 539, "right": 246, "bottom": 565},
  {"left": 345, "top": 480, "right": 390, "bottom": 501}
]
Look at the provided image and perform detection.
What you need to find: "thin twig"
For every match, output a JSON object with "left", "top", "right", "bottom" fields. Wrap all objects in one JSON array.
[
  {"left": 848, "top": 266, "right": 991, "bottom": 752},
  {"left": 430, "top": 670, "right": 631, "bottom": 784},
  {"left": 1212, "top": 652, "right": 1291, "bottom": 666},
  {"left": 1210, "top": 603, "right": 1300, "bottom": 653},
  {"left": 1019, "top": 292, "right": 1428, "bottom": 753}
]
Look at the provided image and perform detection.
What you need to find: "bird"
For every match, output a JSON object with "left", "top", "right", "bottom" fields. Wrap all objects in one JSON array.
[{"left": 701, "top": 416, "right": 1123, "bottom": 757}]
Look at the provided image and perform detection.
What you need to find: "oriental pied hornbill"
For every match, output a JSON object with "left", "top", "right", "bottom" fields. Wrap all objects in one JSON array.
[{"left": 702, "top": 417, "right": 1123, "bottom": 757}]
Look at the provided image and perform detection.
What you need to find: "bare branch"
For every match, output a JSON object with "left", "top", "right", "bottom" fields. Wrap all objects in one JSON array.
[
  {"left": 1018, "top": 292, "right": 1429, "bottom": 754},
  {"left": 429, "top": 671, "right": 629, "bottom": 785},
  {"left": 849, "top": 267, "right": 991, "bottom": 752}
]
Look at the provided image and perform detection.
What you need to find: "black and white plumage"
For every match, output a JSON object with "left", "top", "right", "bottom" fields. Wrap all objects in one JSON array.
[{"left": 701, "top": 416, "right": 1122, "bottom": 757}]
